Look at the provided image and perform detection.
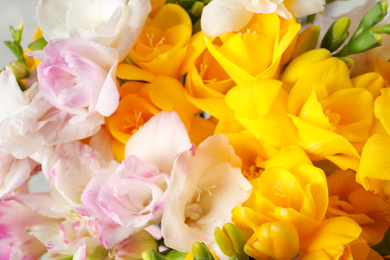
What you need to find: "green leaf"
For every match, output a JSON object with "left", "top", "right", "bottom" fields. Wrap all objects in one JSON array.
[{"left": 28, "top": 37, "right": 48, "bottom": 50}]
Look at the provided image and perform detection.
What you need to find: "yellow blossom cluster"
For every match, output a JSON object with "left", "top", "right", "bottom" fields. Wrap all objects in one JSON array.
[{"left": 106, "top": 2, "right": 390, "bottom": 259}]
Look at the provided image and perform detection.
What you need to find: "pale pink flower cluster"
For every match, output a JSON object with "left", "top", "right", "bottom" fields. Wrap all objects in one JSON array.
[{"left": 0, "top": 0, "right": 254, "bottom": 259}]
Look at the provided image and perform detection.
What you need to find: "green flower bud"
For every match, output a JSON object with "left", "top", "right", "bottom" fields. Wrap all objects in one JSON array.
[
  {"left": 214, "top": 227, "right": 235, "bottom": 257},
  {"left": 335, "top": 31, "right": 382, "bottom": 57},
  {"left": 351, "top": 1, "right": 388, "bottom": 40},
  {"left": 189, "top": 1, "right": 204, "bottom": 19},
  {"left": 369, "top": 24, "right": 390, "bottom": 34},
  {"left": 142, "top": 250, "right": 166, "bottom": 260},
  {"left": 222, "top": 223, "right": 247, "bottom": 256},
  {"left": 165, "top": 250, "right": 188, "bottom": 260},
  {"left": 292, "top": 26, "right": 320, "bottom": 59},
  {"left": 179, "top": 0, "right": 195, "bottom": 9},
  {"left": 5, "top": 60, "right": 29, "bottom": 79},
  {"left": 337, "top": 57, "right": 355, "bottom": 69},
  {"left": 192, "top": 242, "right": 214, "bottom": 260},
  {"left": 321, "top": 17, "right": 351, "bottom": 52}
]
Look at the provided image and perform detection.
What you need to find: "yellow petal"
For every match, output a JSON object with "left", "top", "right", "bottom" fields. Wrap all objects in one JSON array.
[
  {"left": 288, "top": 57, "right": 352, "bottom": 115},
  {"left": 290, "top": 115, "right": 360, "bottom": 170},
  {"left": 282, "top": 49, "right": 331, "bottom": 85},
  {"left": 259, "top": 145, "right": 312, "bottom": 171},
  {"left": 116, "top": 64, "right": 156, "bottom": 82},
  {"left": 352, "top": 72, "right": 384, "bottom": 99},
  {"left": 232, "top": 206, "right": 273, "bottom": 231},
  {"left": 291, "top": 26, "right": 320, "bottom": 60},
  {"left": 357, "top": 133, "right": 390, "bottom": 193},
  {"left": 260, "top": 167, "right": 305, "bottom": 210},
  {"left": 375, "top": 88, "right": 390, "bottom": 136},
  {"left": 187, "top": 115, "right": 216, "bottom": 146},
  {"left": 245, "top": 220, "right": 299, "bottom": 260},
  {"left": 149, "top": 3, "right": 192, "bottom": 30},
  {"left": 149, "top": 75, "right": 198, "bottom": 115},
  {"left": 235, "top": 114, "right": 298, "bottom": 147},
  {"left": 374, "top": 58, "right": 390, "bottom": 85},
  {"left": 225, "top": 80, "right": 284, "bottom": 119},
  {"left": 205, "top": 37, "right": 256, "bottom": 84},
  {"left": 290, "top": 164, "right": 328, "bottom": 221},
  {"left": 303, "top": 217, "right": 361, "bottom": 252}
]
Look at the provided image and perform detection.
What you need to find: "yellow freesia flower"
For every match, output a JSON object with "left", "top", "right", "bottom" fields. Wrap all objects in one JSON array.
[
  {"left": 205, "top": 13, "right": 300, "bottom": 85},
  {"left": 232, "top": 164, "right": 362, "bottom": 259},
  {"left": 357, "top": 88, "right": 390, "bottom": 194},
  {"left": 129, "top": 4, "right": 192, "bottom": 78},
  {"left": 340, "top": 239, "right": 383, "bottom": 260},
  {"left": 225, "top": 50, "right": 384, "bottom": 171},
  {"left": 183, "top": 32, "right": 236, "bottom": 121},
  {"left": 286, "top": 55, "right": 384, "bottom": 170},
  {"left": 327, "top": 169, "right": 390, "bottom": 245}
]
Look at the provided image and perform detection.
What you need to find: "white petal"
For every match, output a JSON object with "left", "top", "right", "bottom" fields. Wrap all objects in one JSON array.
[
  {"left": 201, "top": 0, "right": 253, "bottom": 37},
  {"left": 0, "top": 71, "right": 29, "bottom": 122},
  {"left": 113, "top": 0, "right": 151, "bottom": 61},
  {"left": 125, "top": 111, "right": 191, "bottom": 174},
  {"left": 287, "top": 0, "right": 325, "bottom": 18},
  {"left": 36, "top": 0, "right": 70, "bottom": 40}
]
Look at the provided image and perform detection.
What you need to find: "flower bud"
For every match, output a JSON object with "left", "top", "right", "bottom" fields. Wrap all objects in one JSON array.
[
  {"left": 352, "top": 1, "right": 388, "bottom": 40},
  {"left": 336, "top": 31, "right": 382, "bottom": 56},
  {"left": 142, "top": 250, "right": 166, "bottom": 260},
  {"left": 192, "top": 242, "right": 215, "bottom": 260},
  {"left": 321, "top": 17, "right": 351, "bottom": 52},
  {"left": 214, "top": 227, "right": 235, "bottom": 257},
  {"left": 292, "top": 25, "right": 320, "bottom": 59},
  {"left": 338, "top": 57, "right": 355, "bottom": 69},
  {"left": 5, "top": 60, "right": 29, "bottom": 79},
  {"left": 189, "top": 1, "right": 204, "bottom": 19}
]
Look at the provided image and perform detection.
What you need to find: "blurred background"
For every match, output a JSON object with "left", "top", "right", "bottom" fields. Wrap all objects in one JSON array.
[{"left": 0, "top": 0, "right": 39, "bottom": 68}]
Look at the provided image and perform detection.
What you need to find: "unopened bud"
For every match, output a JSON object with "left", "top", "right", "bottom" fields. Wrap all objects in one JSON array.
[
  {"left": 5, "top": 60, "right": 29, "bottom": 79},
  {"left": 142, "top": 250, "right": 166, "bottom": 260},
  {"left": 192, "top": 242, "right": 214, "bottom": 260},
  {"left": 352, "top": 1, "right": 388, "bottom": 40},
  {"left": 214, "top": 227, "right": 235, "bottom": 257},
  {"left": 335, "top": 31, "right": 382, "bottom": 56},
  {"left": 321, "top": 17, "right": 350, "bottom": 52},
  {"left": 189, "top": 1, "right": 204, "bottom": 18}
]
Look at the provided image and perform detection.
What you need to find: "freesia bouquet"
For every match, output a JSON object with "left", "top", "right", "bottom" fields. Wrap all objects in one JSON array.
[{"left": 2, "top": 0, "right": 390, "bottom": 259}]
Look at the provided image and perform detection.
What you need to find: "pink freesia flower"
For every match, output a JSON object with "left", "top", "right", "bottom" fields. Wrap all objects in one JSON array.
[
  {"left": 35, "top": 38, "right": 120, "bottom": 117},
  {"left": 161, "top": 134, "right": 252, "bottom": 252},
  {"left": 41, "top": 142, "right": 108, "bottom": 205},
  {"left": 0, "top": 71, "right": 104, "bottom": 159},
  {"left": 0, "top": 199, "right": 60, "bottom": 260},
  {"left": 42, "top": 218, "right": 105, "bottom": 259},
  {"left": 36, "top": 0, "right": 151, "bottom": 61},
  {"left": 81, "top": 156, "right": 169, "bottom": 249}
]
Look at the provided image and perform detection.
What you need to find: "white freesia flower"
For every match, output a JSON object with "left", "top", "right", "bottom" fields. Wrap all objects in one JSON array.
[
  {"left": 161, "top": 134, "right": 252, "bottom": 252},
  {"left": 0, "top": 71, "right": 103, "bottom": 159},
  {"left": 36, "top": 0, "right": 151, "bottom": 60},
  {"left": 201, "top": 0, "right": 325, "bottom": 37}
]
